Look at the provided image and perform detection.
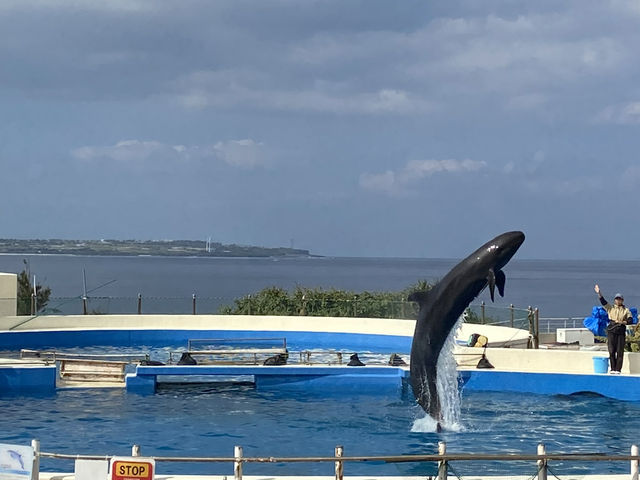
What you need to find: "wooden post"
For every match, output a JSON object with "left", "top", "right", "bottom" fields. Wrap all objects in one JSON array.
[
  {"left": 30, "top": 293, "right": 36, "bottom": 315},
  {"left": 132, "top": 444, "right": 140, "bottom": 457},
  {"left": 192, "top": 294, "right": 196, "bottom": 315},
  {"left": 437, "top": 441, "right": 447, "bottom": 480},
  {"left": 234, "top": 446, "right": 243, "bottom": 480},
  {"left": 335, "top": 445, "right": 344, "bottom": 480},
  {"left": 537, "top": 443, "right": 547, "bottom": 480},
  {"left": 31, "top": 439, "right": 40, "bottom": 480},
  {"left": 481, "top": 302, "right": 485, "bottom": 324},
  {"left": 137, "top": 293, "right": 142, "bottom": 314},
  {"left": 631, "top": 444, "right": 639, "bottom": 480}
]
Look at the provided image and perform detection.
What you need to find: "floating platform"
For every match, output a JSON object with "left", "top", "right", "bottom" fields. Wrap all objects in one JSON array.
[{"left": 126, "top": 364, "right": 410, "bottom": 394}]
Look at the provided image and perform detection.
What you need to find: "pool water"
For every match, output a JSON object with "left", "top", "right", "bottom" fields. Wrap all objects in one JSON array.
[{"left": 1, "top": 383, "right": 638, "bottom": 477}]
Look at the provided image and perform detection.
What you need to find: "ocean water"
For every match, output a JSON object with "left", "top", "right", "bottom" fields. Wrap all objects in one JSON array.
[{"left": 1, "top": 254, "right": 640, "bottom": 318}]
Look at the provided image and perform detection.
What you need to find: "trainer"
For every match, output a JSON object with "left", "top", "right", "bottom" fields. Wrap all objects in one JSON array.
[{"left": 594, "top": 284, "right": 632, "bottom": 373}]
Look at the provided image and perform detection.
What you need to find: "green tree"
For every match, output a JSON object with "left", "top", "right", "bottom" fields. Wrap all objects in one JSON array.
[{"left": 17, "top": 269, "right": 51, "bottom": 315}]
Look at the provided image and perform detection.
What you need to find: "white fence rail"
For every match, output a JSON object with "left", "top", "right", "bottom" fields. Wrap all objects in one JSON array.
[{"left": 32, "top": 440, "right": 640, "bottom": 480}]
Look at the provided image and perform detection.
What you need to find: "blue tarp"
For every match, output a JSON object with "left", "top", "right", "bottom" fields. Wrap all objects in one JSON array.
[{"left": 583, "top": 306, "right": 609, "bottom": 337}]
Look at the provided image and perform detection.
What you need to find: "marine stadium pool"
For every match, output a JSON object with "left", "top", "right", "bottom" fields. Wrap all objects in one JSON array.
[{"left": 2, "top": 314, "right": 640, "bottom": 477}]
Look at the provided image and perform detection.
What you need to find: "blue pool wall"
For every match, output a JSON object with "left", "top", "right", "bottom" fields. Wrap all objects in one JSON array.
[
  {"left": 0, "top": 328, "right": 412, "bottom": 352},
  {"left": 0, "top": 365, "right": 56, "bottom": 392},
  {"left": 0, "top": 314, "right": 416, "bottom": 351}
]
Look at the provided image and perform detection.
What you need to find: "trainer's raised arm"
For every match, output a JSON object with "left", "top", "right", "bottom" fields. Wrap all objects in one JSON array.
[{"left": 594, "top": 284, "right": 601, "bottom": 297}]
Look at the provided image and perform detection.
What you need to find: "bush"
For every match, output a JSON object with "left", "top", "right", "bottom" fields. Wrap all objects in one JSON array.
[{"left": 219, "top": 281, "right": 432, "bottom": 319}]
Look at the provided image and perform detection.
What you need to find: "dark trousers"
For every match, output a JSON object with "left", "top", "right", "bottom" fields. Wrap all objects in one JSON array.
[{"left": 607, "top": 324, "right": 626, "bottom": 372}]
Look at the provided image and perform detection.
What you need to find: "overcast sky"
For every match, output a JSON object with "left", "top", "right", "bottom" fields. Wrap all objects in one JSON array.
[{"left": 1, "top": 0, "right": 639, "bottom": 259}]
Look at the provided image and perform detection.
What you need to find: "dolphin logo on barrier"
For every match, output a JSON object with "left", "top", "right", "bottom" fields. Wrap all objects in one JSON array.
[{"left": 408, "top": 231, "right": 525, "bottom": 429}]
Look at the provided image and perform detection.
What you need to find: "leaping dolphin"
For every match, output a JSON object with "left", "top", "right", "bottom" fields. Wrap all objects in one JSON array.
[{"left": 408, "top": 231, "right": 525, "bottom": 428}]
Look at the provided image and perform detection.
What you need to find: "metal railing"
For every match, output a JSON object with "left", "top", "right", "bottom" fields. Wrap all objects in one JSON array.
[
  {"left": 6, "top": 295, "right": 539, "bottom": 319},
  {"left": 31, "top": 440, "right": 640, "bottom": 480},
  {"left": 539, "top": 316, "right": 585, "bottom": 333}
]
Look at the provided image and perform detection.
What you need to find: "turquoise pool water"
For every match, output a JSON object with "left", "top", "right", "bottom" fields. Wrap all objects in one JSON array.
[{"left": 1, "top": 383, "right": 638, "bottom": 477}]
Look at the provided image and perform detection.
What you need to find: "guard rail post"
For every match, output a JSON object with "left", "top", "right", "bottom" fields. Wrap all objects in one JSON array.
[
  {"left": 527, "top": 306, "right": 534, "bottom": 348},
  {"left": 234, "top": 445, "right": 243, "bottom": 480},
  {"left": 31, "top": 439, "right": 40, "bottom": 480},
  {"left": 137, "top": 294, "right": 142, "bottom": 315},
  {"left": 437, "top": 441, "right": 447, "bottom": 480},
  {"left": 192, "top": 294, "right": 196, "bottom": 315},
  {"left": 632, "top": 444, "right": 639, "bottom": 480},
  {"left": 510, "top": 304, "right": 514, "bottom": 328},
  {"left": 534, "top": 308, "right": 540, "bottom": 349},
  {"left": 335, "top": 445, "right": 344, "bottom": 480},
  {"left": 132, "top": 444, "right": 140, "bottom": 457},
  {"left": 537, "top": 443, "right": 547, "bottom": 480},
  {"left": 481, "top": 302, "right": 485, "bottom": 324}
]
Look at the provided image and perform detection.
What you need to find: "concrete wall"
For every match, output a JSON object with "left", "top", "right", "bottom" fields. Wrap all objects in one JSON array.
[
  {"left": 456, "top": 345, "right": 640, "bottom": 375},
  {"left": 0, "top": 272, "right": 17, "bottom": 317},
  {"left": 0, "top": 314, "right": 416, "bottom": 336}
]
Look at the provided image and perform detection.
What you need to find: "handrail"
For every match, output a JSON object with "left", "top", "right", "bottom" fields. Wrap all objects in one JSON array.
[
  {"left": 34, "top": 442, "right": 640, "bottom": 480},
  {"left": 20, "top": 349, "right": 149, "bottom": 361},
  {"left": 38, "top": 449, "right": 640, "bottom": 463}
]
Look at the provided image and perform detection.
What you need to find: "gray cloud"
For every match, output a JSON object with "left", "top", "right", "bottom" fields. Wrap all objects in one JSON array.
[
  {"left": 72, "top": 138, "right": 269, "bottom": 169},
  {"left": 360, "top": 159, "right": 487, "bottom": 196},
  {"left": 594, "top": 102, "right": 640, "bottom": 125},
  {"left": 2, "top": 0, "right": 638, "bottom": 120}
]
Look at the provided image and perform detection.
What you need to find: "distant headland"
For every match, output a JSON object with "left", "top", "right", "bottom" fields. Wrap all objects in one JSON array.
[{"left": 0, "top": 238, "right": 312, "bottom": 258}]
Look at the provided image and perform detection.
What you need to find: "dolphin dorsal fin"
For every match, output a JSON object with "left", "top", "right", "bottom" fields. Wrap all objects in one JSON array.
[
  {"left": 495, "top": 269, "right": 506, "bottom": 297},
  {"left": 408, "top": 289, "right": 432, "bottom": 307}
]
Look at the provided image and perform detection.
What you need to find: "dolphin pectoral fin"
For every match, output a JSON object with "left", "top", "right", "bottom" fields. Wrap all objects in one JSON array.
[
  {"left": 495, "top": 269, "right": 506, "bottom": 297},
  {"left": 487, "top": 269, "right": 496, "bottom": 302}
]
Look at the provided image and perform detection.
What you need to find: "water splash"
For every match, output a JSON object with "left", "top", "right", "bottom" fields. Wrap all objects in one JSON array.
[
  {"left": 411, "top": 317, "right": 464, "bottom": 432},
  {"left": 410, "top": 414, "right": 441, "bottom": 433}
]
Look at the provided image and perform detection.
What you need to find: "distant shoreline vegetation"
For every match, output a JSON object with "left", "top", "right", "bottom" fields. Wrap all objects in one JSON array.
[{"left": 0, "top": 238, "right": 312, "bottom": 258}]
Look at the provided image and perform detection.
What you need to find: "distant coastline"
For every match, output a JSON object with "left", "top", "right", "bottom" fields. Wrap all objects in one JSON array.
[{"left": 0, "top": 238, "right": 312, "bottom": 258}]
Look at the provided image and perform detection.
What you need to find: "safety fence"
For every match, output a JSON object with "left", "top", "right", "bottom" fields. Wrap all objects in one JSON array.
[
  {"left": 29, "top": 439, "right": 640, "bottom": 480},
  {"left": 7, "top": 295, "right": 534, "bottom": 321},
  {"left": 538, "top": 316, "right": 586, "bottom": 333}
]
